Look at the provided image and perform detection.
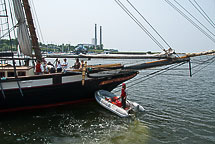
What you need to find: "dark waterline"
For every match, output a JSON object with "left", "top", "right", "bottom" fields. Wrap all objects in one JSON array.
[{"left": 0, "top": 57, "right": 215, "bottom": 144}]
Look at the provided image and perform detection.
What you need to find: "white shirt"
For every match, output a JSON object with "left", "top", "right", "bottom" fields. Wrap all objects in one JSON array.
[
  {"left": 57, "top": 63, "right": 62, "bottom": 69},
  {"left": 62, "top": 62, "right": 68, "bottom": 69}
]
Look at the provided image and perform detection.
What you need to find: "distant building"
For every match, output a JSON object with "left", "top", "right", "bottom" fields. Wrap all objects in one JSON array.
[
  {"left": 92, "top": 38, "right": 96, "bottom": 49},
  {"left": 74, "top": 44, "right": 94, "bottom": 54}
]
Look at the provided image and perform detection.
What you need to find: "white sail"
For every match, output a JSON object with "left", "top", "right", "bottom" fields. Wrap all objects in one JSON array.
[{"left": 12, "top": 0, "right": 32, "bottom": 56}]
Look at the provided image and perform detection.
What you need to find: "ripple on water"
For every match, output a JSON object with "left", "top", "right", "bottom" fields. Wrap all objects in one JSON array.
[{"left": 0, "top": 57, "right": 215, "bottom": 144}]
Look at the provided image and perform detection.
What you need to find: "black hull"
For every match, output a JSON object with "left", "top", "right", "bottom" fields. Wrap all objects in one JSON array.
[{"left": 0, "top": 70, "right": 137, "bottom": 112}]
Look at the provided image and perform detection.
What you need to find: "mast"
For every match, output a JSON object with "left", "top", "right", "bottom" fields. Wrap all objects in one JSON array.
[{"left": 21, "top": 0, "right": 42, "bottom": 61}]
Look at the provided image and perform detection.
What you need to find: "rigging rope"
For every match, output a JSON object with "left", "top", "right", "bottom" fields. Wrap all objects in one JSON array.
[
  {"left": 29, "top": 0, "right": 45, "bottom": 43},
  {"left": 190, "top": 0, "right": 215, "bottom": 29},
  {"left": 165, "top": 0, "right": 215, "bottom": 44},
  {"left": 112, "top": 61, "right": 187, "bottom": 93},
  {"left": 0, "top": 0, "right": 24, "bottom": 96},
  {"left": 0, "top": 26, "right": 16, "bottom": 39},
  {"left": 173, "top": 0, "right": 215, "bottom": 37},
  {"left": 126, "top": 0, "right": 172, "bottom": 50},
  {"left": 192, "top": 57, "right": 215, "bottom": 76},
  {"left": 191, "top": 56, "right": 215, "bottom": 75},
  {"left": 192, "top": 56, "right": 215, "bottom": 68},
  {"left": 8, "top": 0, "right": 23, "bottom": 65},
  {"left": 114, "top": 0, "right": 166, "bottom": 52},
  {"left": 120, "top": 56, "right": 215, "bottom": 91}
]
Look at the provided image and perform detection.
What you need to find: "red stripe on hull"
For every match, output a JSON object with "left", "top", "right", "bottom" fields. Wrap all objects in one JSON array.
[{"left": 0, "top": 98, "right": 94, "bottom": 113}]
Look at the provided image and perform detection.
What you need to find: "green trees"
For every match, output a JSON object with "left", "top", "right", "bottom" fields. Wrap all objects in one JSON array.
[
  {"left": 0, "top": 39, "right": 18, "bottom": 51},
  {"left": 0, "top": 39, "right": 117, "bottom": 53}
]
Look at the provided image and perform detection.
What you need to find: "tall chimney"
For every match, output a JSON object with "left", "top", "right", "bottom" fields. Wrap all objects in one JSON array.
[
  {"left": 95, "top": 24, "right": 97, "bottom": 49},
  {"left": 100, "top": 26, "right": 103, "bottom": 49}
]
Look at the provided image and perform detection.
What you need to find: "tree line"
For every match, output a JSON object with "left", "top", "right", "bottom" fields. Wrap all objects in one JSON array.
[{"left": 0, "top": 39, "right": 107, "bottom": 53}]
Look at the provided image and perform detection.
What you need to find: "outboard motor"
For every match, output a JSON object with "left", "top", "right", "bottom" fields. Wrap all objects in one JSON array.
[{"left": 132, "top": 102, "right": 145, "bottom": 112}]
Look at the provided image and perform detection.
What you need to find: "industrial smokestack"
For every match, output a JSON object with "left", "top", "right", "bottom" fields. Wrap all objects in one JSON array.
[
  {"left": 100, "top": 26, "right": 103, "bottom": 49},
  {"left": 95, "top": 24, "right": 97, "bottom": 49}
]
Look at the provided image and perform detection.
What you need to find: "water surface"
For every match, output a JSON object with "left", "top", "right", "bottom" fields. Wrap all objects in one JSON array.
[{"left": 0, "top": 57, "right": 215, "bottom": 144}]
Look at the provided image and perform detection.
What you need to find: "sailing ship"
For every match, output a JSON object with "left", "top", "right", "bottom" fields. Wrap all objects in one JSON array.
[
  {"left": 0, "top": 0, "right": 138, "bottom": 113},
  {"left": 0, "top": 0, "right": 214, "bottom": 113}
]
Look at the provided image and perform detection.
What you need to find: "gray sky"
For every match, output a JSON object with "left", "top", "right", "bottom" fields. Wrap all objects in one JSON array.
[{"left": 32, "top": 0, "right": 215, "bottom": 53}]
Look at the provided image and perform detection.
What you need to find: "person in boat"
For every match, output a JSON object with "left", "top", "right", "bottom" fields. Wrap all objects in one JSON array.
[
  {"left": 42, "top": 57, "right": 47, "bottom": 65},
  {"left": 56, "top": 60, "right": 62, "bottom": 72},
  {"left": 35, "top": 60, "right": 44, "bottom": 75},
  {"left": 62, "top": 58, "right": 68, "bottom": 72},
  {"left": 41, "top": 58, "right": 48, "bottom": 74},
  {"left": 54, "top": 58, "right": 59, "bottom": 68},
  {"left": 112, "top": 96, "right": 122, "bottom": 107},
  {"left": 73, "top": 58, "right": 80, "bottom": 69},
  {"left": 47, "top": 62, "right": 55, "bottom": 73},
  {"left": 121, "top": 83, "right": 127, "bottom": 109},
  {"left": 80, "top": 60, "right": 84, "bottom": 69},
  {"left": 24, "top": 59, "right": 30, "bottom": 66}
]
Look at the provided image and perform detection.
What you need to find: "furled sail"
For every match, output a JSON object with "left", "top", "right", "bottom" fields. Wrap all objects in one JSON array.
[{"left": 12, "top": 0, "right": 32, "bottom": 56}]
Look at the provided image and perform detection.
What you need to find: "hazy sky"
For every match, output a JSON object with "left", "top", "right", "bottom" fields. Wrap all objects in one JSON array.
[{"left": 32, "top": 0, "right": 215, "bottom": 53}]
